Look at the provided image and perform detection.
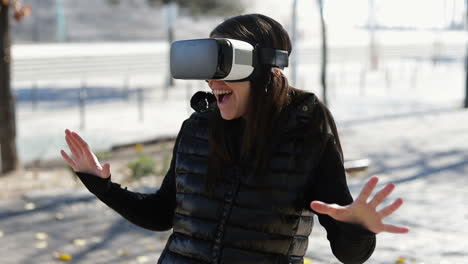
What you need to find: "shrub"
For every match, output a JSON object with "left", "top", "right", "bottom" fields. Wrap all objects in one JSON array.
[{"left": 127, "top": 153, "right": 156, "bottom": 180}]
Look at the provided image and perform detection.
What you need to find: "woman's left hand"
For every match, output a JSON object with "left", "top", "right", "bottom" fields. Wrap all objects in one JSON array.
[{"left": 310, "top": 176, "right": 410, "bottom": 234}]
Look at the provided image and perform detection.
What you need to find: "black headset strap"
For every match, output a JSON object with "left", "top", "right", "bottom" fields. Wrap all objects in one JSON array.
[
  {"left": 224, "top": 45, "right": 289, "bottom": 82},
  {"left": 258, "top": 48, "right": 289, "bottom": 68}
]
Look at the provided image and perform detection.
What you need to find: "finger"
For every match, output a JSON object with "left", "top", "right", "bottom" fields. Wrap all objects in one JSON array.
[
  {"left": 378, "top": 198, "right": 404, "bottom": 218},
  {"left": 65, "top": 132, "right": 83, "bottom": 158},
  {"left": 369, "top": 183, "right": 395, "bottom": 208},
  {"left": 383, "top": 223, "right": 410, "bottom": 234},
  {"left": 66, "top": 129, "right": 85, "bottom": 155},
  {"left": 60, "top": 149, "right": 78, "bottom": 170},
  {"left": 70, "top": 131, "right": 89, "bottom": 154},
  {"left": 356, "top": 176, "right": 379, "bottom": 203},
  {"left": 102, "top": 163, "right": 111, "bottom": 179},
  {"left": 310, "top": 201, "right": 341, "bottom": 216}
]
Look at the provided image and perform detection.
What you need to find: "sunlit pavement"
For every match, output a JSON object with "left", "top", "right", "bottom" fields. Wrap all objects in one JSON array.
[
  {"left": 3, "top": 59, "right": 468, "bottom": 263},
  {"left": 1, "top": 106, "right": 467, "bottom": 263},
  {"left": 307, "top": 108, "right": 468, "bottom": 264}
]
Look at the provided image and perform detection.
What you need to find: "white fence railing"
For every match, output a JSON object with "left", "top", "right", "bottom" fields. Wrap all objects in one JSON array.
[
  {"left": 11, "top": 42, "right": 169, "bottom": 82},
  {"left": 11, "top": 41, "right": 465, "bottom": 83}
]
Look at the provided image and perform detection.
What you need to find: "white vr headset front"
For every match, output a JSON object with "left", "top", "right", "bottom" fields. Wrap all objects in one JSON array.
[{"left": 170, "top": 38, "right": 289, "bottom": 82}]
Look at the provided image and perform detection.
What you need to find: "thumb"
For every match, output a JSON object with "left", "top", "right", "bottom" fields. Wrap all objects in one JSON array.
[
  {"left": 310, "top": 201, "right": 336, "bottom": 215},
  {"left": 101, "top": 163, "right": 111, "bottom": 179}
]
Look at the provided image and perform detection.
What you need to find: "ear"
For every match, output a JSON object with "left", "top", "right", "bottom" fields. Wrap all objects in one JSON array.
[{"left": 271, "top": 67, "right": 283, "bottom": 77}]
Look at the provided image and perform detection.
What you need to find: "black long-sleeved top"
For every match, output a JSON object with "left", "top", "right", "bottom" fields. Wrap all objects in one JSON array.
[{"left": 76, "top": 132, "right": 376, "bottom": 263}]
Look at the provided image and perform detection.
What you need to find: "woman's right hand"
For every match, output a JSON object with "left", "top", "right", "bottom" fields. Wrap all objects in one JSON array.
[{"left": 60, "top": 129, "right": 111, "bottom": 179}]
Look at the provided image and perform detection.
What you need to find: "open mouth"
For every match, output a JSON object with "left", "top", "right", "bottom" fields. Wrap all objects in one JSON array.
[{"left": 213, "top": 90, "right": 233, "bottom": 105}]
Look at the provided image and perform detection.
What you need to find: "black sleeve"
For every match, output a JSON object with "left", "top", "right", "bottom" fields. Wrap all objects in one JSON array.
[
  {"left": 308, "top": 136, "right": 376, "bottom": 264},
  {"left": 75, "top": 128, "right": 182, "bottom": 232}
]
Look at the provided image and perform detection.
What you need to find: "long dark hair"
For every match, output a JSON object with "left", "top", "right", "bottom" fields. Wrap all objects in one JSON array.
[{"left": 206, "top": 14, "right": 342, "bottom": 190}]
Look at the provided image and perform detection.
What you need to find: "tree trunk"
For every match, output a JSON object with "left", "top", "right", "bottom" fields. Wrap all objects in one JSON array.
[
  {"left": 464, "top": 0, "right": 468, "bottom": 108},
  {"left": 465, "top": 43, "right": 467, "bottom": 108},
  {"left": 317, "top": 0, "right": 328, "bottom": 106},
  {"left": 0, "top": 3, "right": 19, "bottom": 174}
]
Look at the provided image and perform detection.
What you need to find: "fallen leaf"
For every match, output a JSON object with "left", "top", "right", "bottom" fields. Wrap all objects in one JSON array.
[
  {"left": 135, "top": 144, "right": 144, "bottom": 153},
  {"left": 145, "top": 244, "right": 158, "bottom": 250},
  {"left": 117, "top": 249, "right": 129, "bottom": 257},
  {"left": 0, "top": 230, "right": 4, "bottom": 238},
  {"left": 34, "top": 241, "right": 48, "bottom": 249},
  {"left": 89, "top": 236, "right": 102, "bottom": 243},
  {"left": 24, "top": 202, "right": 36, "bottom": 210},
  {"left": 396, "top": 257, "right": 406, "bottom": 263},
  {"left": 54, "top": 251, "right": 72, "bottom": 261},
  {"left": 35, "top": 232, "right": 48, "bottom": 240},
  {"left": 304, "top": 257, "right": 312, "bottom": 264},
  {"left": 55, "top": 213, "right": 65, "bottom": 220},
  {"left": 136, "top": 255, "right": 149, "bottom": 263},
  {"left": 73, "top": 238, "right": 87, "bottom": 247}
]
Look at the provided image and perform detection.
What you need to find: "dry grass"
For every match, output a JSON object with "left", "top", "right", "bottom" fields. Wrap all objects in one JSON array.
[
  {"left": 0, "top": 138, "right": 368, "bottom": 200},
  {"left": 0, "top": 140, "right": 176, "bottom": 200}
]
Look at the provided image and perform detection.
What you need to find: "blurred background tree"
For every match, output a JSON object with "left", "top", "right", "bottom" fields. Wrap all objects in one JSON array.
[
  {"left": 0, "top": 0, "right": 31, "bottom": 174},
  {"left": 316, "top": 0, "right": 328, "bottom": 106},
  {"left": 465, "top": 0, "right": 467, "bottom": 108}
]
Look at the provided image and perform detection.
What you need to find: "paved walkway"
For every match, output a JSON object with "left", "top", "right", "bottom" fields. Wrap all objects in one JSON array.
[
  {"left": 307, "top": 107, "right": 468, "bottom": 264},
  {"left": 1, "top": 106, "right": 467, "bottom": 263},
  {"left": 2, "top": 62, "right": 468, "bottom": 263}
]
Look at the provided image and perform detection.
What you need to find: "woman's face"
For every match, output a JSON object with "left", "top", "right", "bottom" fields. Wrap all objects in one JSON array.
[{"left": 207, "top": 80, "right": 251, "bottom": 120}]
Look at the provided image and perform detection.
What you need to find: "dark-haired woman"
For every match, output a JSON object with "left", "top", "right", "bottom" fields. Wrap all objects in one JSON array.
[{"left": 61, "top": 13, "right": 409, "bottom": 264}]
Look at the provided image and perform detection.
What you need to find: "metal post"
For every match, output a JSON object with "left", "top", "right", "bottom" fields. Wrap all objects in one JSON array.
[
  {"left": 167, "top": 25, "right": 174, "bottom": 88},
  {"left": 290, "top": 0, "right": 298, "bottom": 86},
  {"left": 186, "top": 82, "right": 192, "bottom": 114},
  {"left": 123, "top": 75, "right": 130, "bottom": 101},
  {"left": 56, "top": 0, "right": 66, "bottom": 42},
  {"left": 79, "top": 80, "right": 86, "bottom": 129},
  {"left": 137, "top": 87, "right": 144, "bottom": 122},
  {"left": 164, "top": 1, "right": 177, "bottom": 88},
  {"left": 368, "top": 0, "right": 378, "bottom": 71},
  {"left": 32, "top": 81, "right": 38, "bottom": 110},
  {"left": 32, "top": 4, "right": 40, "bottom": 42}
]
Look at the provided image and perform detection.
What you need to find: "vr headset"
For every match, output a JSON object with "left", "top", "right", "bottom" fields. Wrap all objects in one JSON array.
[{"left": 170, "top": 38, "right": 289, "bottom": 82}]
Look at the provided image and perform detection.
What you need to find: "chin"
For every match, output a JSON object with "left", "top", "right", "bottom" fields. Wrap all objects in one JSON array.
[{"left": 220, "top": 111, "right": 239, "bottom": 120}]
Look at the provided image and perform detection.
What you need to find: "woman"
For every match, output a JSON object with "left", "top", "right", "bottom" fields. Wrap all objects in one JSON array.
[{"left": 61, "top": 14, "right": 409, "bottom": 264}]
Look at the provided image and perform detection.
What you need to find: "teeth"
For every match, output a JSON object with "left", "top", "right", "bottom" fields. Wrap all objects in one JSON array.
[{"left": 212, "top": 90, "right": 232, "bottom": 95}]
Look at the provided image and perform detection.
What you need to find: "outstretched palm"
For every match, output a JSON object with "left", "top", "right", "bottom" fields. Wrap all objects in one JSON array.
[
  {"left": 310, "top": 176, "right": 409, "bottom": 234},
  {"left": 60, "top": 129, "right": 111, "bottom": 179}
]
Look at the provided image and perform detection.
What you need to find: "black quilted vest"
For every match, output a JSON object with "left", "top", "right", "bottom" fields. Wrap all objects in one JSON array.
[{"left": 158, "top": 91, "right": 327, "bottom": 264}]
